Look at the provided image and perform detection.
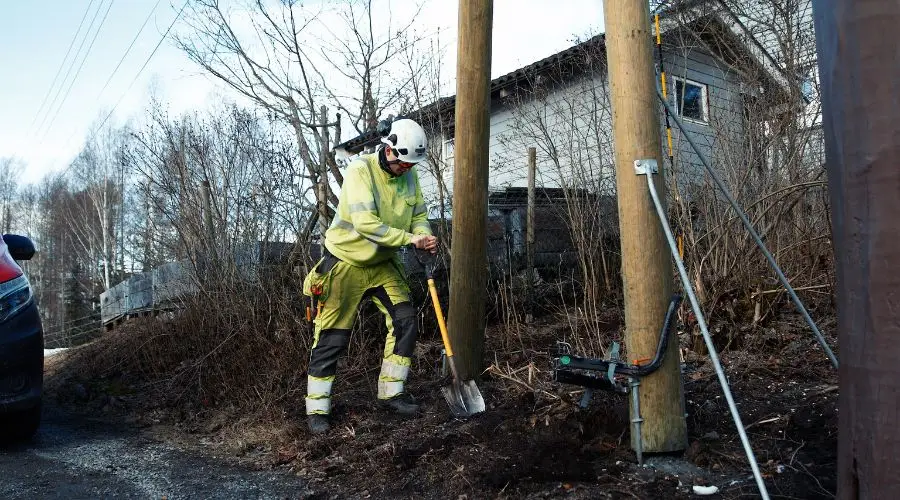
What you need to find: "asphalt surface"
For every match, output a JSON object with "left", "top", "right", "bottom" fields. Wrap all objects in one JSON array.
[{"left": 0, "top": 404, "right": 316, "bottom": 499}]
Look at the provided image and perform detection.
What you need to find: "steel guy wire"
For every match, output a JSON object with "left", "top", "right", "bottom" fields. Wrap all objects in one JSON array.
[{"left": 643, "top": 164, "right": 771, "bottom": 500}]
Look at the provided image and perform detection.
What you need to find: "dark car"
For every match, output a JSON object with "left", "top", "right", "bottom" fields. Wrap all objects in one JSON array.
[{"left": 0, "top": 233, "right": 42, "bottom": 442}]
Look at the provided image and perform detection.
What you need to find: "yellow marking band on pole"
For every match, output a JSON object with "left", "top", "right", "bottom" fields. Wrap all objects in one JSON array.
[
  {"left": 661, "top": 71, "right": 668, "bottom": 98},
  {"left": 655, "top": 14, "right": 661, "bottom": 45},
  {"left": 667, "top": 128, "right": 674, "bottom": 158}
]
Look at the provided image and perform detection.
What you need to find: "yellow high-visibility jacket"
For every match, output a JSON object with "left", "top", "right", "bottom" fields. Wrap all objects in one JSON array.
[{"left": 324, "top": 151, "right": 432, "bottom": 267}]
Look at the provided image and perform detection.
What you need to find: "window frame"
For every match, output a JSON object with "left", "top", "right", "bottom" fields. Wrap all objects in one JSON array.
[
  {"left": 671, "top": 75, "right": 710, "bottom": 124},
  {"left": 442, "top": 137, "right": 455, "bottom": 166}
]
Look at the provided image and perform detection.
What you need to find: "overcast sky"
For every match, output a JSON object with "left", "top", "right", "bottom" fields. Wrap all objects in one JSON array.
[{"left": 0, "top": 0, "right": 605, "bottom": 186}]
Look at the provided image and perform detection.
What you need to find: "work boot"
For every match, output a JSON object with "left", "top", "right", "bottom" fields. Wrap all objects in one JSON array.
[
  {"left": 307, "top": 414, "right": 331, "bottom": 434},
  {"left": 377, "top": 392, "right": 420, "bottom": 416}
]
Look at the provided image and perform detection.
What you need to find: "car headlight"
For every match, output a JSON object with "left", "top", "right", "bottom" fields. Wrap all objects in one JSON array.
[{"left": 0, "top": 275, "right": 33, "bottom": 323}]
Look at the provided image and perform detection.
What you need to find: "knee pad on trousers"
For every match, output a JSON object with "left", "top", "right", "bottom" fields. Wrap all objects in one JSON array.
[
  {"left": 308, "top": 329, "right": 350, "bottom": 377},
  {"left": 392, "top": 302, "right": 418, "bottom": 357}
]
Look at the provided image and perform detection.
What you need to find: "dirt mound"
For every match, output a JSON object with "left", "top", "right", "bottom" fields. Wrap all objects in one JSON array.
[{"left": 47, "top": 311, "right": 838, "bottom": 499}]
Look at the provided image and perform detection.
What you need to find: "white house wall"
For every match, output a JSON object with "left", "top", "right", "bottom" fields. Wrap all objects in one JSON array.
[
  {"left": 491, "top": 73, "right": 617, "bottom": 194},
  {"left": 723, "top": 0, "right": 823, "bottom": 156},
  {"left": 416, "top": 72, "right": 618, "bottom": 207}
]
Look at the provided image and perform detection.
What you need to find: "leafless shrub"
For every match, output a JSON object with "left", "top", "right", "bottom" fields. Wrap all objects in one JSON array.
[
  {"left": 662, "top": 0, "right": 832, "bottom": 351},
  {"left": 57, "top": 267, "right": 309, "bottom": 415},
  {"left": 484, "top": 0, "right": 831, "bottom": 357},
  {"left": 489, "top": 38, "right": 622, "bottom": 358}
]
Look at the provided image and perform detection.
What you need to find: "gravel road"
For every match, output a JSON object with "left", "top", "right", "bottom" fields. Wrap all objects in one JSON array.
[{"left": 0, "top": 403, "right": 316, "bottom": 500}]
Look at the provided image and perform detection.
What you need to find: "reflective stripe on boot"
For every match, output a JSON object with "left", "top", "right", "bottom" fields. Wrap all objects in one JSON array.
[{"left": 306, "top": 375, "right": 334, "bottom": 415}]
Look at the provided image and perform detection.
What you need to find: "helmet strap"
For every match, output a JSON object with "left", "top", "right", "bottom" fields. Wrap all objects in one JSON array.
[{"left": 377, "top": 145, "right": 400, "bottom": 177}]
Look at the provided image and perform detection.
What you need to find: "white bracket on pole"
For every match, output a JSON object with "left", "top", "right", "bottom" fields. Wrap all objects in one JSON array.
[{"left": 634, "top": 159, "right": 659, "bottom": 175}]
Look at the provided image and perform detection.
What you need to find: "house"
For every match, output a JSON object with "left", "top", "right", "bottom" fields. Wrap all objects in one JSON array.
[
  {"left": 712, "top": 0, "right": 824, "bottom": 170},
  {"left": 336, "top": 1, "right": 792, "bottom": 203},
  {"left": 331, "top": 1, "right": 796, "bottom": 274}
]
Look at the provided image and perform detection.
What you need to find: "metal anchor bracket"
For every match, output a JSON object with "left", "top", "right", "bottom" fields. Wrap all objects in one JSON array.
[{"left": 634, "top": 159, "right": 659, "bottom": 175}]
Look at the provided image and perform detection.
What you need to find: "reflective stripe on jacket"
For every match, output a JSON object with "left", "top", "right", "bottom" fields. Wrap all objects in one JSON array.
[{"left": 324, "top": 151, "right": 432, "bottom": 267}]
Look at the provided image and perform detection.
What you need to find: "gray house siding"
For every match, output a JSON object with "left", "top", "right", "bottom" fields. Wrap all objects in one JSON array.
[
  {"left": 661, "top": 38, "right": 750, "bottom": 191},
  {"left": 487, "top": 75, "right": 615, "bottom": 193}
]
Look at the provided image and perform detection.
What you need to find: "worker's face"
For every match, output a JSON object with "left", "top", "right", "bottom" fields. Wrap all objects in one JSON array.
[{"left": 385, "top": 147, "right": 416, "bottom": 175}]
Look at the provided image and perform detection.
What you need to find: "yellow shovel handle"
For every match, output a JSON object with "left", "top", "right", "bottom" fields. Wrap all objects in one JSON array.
[{"left": 427, "top": 278, "right": 453, "bottom": 358}]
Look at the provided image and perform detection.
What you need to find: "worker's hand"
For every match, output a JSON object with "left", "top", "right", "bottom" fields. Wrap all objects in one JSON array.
[{"left": 411, "top": 234, "right": 438, "bottom": 254}]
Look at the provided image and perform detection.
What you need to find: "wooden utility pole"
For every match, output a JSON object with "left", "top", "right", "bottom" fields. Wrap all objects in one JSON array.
[
  {"left": 813, "top": 1, "right": 900, "bottom": 497},
  {"left": 199, "top": 179, "right": 216, "bottom": 282},
  {"left": 447, "top": 0, "right": 493, "bottom": 380},
  {"left": 603, "top": 1, "right": 687, "bottom": 453},
  {"left": 526, "top": 147, "right": 536, "bottom": 323},
  {"left": 200, "top": 181, "right": 215, "bottom": 252},
  {"left": 318, "top": 105, "right": 331, "bottom": 236}
]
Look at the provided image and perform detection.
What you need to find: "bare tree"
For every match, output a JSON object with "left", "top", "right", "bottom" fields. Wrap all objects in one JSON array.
[
  {"left": 20, "top": 172, "right": 85, "bottom": 346},
  {"left": 68, "top": 124, "right": 129, "bottom": 290},
  {"left": 314, "top": 0, "right": 428, "bottom": 135},
  {"left": 0, "top": 158, "right": 23, "bottom": 233},
  {"left": 126, "top": 99, "right": 303, "bottom": 280},
  {"left": 176, "top": 1, "right": 432, "bottom": 234},
  {"left": 175, "top": 0, "right": 336, "bottom": 233}
]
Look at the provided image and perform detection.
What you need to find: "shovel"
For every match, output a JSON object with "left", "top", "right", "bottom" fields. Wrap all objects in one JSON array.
[{"left": 412, "top": 247, "right": 486, "bottom": 418}]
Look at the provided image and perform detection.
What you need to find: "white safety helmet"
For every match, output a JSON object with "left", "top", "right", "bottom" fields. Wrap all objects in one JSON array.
[{"left": 380, "top": 118, "right": 427, "bottom": 164}]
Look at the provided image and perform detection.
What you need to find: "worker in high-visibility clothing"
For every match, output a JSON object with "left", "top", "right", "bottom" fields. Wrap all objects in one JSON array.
[{"left": 303, "top": 118, "right": 437, "bottom": 434}]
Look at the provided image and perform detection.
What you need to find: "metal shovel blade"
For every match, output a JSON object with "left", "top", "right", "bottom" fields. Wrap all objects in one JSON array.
[{"left": 441, "top": 379, "right": 486, "bottom": 418}]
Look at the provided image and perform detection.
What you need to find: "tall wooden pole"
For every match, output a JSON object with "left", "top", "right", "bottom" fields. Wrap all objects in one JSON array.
[
  {"left": 318, "top": 105, "right": 331, "bottom": 236},
  {"left": 603, "top": 1, "right": 687, "bottom": 453},
  {"left": 813, "top": 1, "right": 900, "bottom": 497},
  {"left": 200, "top": 181, "right": 215, "bottom": 251},
  {"left": 447, "top": 0, "right": 493, "bottom": 380},
  {"left": 526, "top": 147, "right": 536, "bottom": 323}
]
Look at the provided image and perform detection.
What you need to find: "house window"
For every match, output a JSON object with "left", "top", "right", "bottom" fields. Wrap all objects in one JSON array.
[
  {"left": 799, "top": 64, "right": 818, "bottom": 102},
  {"left": 672, "top": 76, "right": 709, "bottom": 123},
  {"left": 443, "top": 138, "right": 454, "bottom": 168}
]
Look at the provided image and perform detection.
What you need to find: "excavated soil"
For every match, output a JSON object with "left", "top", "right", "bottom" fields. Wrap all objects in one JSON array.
[{"left": 47, "top": 311, "right": 838, "bottom": 499}]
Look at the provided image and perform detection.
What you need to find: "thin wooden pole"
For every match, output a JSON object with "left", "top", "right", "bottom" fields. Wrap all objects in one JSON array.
[
  {"left": 813, "top": 1, "right": 900, "bottom": 496},
  {"left": 603, "top": 0, "right": 687, "bottom": 453},
  {"left": 200, "top": 180, "right": 215, "bottom": 252},
  {"left": 526, "top": 147, "right": 536, "bottom": 323},
  {"left": 447, "top": 0, "right": 493, "bottom": 380},
  {"left": 318, "top": 105, "right": 331, "bottom": 235}
]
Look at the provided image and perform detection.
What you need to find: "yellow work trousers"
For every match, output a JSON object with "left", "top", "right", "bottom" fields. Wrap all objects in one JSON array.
[{"left": 305, "top": 252, "right": 418, "bottom": 415}]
